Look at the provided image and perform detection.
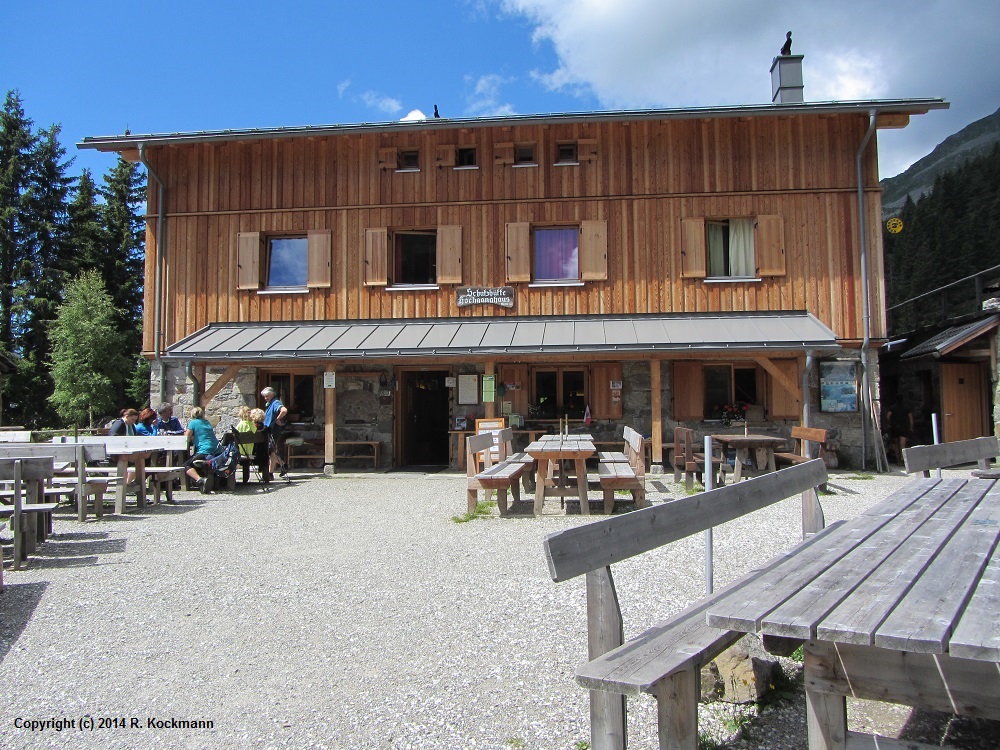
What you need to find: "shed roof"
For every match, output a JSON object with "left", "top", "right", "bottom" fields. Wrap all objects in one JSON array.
[
  {"left": 900, "top": 315, "right": 999, "bottom": 359},
  {"left": 163, "top": 311, "right": 839, "bottom": 362}
]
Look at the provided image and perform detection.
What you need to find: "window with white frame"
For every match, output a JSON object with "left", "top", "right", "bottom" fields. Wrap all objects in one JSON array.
[
  {"left": 393, "top": 231, "right": 437, "bottom": 286},
  {"left": 533, "top": 226, "right": 579, "bottom": 282},
  {"left": 706, "top": 219, "right": 755, "bottom": 278},
  {"left": 265, "top": 236, "right": 309, "bottom": 288}
]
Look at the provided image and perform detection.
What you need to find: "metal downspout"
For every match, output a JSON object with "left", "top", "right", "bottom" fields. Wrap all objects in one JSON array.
[
  {"left": 186, "top": 361, "right": 202, "bottom": 407},
  {"left": 803, "top": 351, "right": 814, "bottom": 428},
  {"left": 856, "top": 110, "right": 877, "bottom": 470},
  {"left": 139, "top": 143, "right": 167, "bottom": 404}
]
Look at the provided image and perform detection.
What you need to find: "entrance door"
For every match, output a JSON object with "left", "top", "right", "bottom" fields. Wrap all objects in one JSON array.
[
  {"left": 941, "top": 362, "right": 989, "bottom": 442},
  {"left": 399, "top": 370, "right": 450, "bottom": 466}
]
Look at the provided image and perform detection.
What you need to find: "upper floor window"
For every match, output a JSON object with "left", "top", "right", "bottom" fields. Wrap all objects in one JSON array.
[
  {"left": 533, "top": 227, "right": 579, "bottom": 282},
  {"left": 397, "top": 149, "right": 420, "bottom": 171},
  {"left": 364, "top": 225, "right": 463, "bottom": 287},
  {"left": 554, "top": 142, "right": 578, "bottom": 164},
  {"left": 456, "top": 147, "right": 477, "bottom": 167},
  {"left": 236, "top": 230, "right": 332, "bottom": 291},
  {"left": 505, "top": 220, "right": 608, "bottom": 284},
  {"left": 267, "top": 237, "right": 309, "bottom": 288},
  {"left": 515, "top": 143, "right": 536, "bottom": 166},
  {"left": 680, "top": 215, "right": 786, "bottom": 280}
]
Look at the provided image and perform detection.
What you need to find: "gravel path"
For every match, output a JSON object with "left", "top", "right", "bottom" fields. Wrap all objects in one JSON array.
[{"left": 1, "top": 467, "right": 997, "bottom": 749}]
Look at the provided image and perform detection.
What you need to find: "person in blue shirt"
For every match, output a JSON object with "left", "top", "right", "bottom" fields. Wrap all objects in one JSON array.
[
  {"left": 260, "top": 387, "right": 289, "bottom": 480},
  {"left": 134, "top": 408, "right": 158, "bottom": 435},
  {"left": 154, "top": 403, "right": 185, "bottom": 435},
  {"left": 183, "top": 406, "right": 220, "bottom": 489}
]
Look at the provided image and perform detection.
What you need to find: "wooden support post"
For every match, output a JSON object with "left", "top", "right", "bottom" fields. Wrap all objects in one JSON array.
[
  {"left": 485, "top": 361, "right": 496, "bottom": 419},
  {"left": 651, "top": 360, "right": 663, "bottom": 466},
  {"left": 655, "top": 669, "right": 699, "bottom": 750},
  {"left": 325, "top": 367, "right": 336, "bottom": 472},
  {"left": 586, "top": 567, "right": 626, "bottom": 750}
]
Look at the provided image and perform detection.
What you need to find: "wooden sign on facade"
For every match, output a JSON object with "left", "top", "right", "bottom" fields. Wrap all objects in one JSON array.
[{"left": 456, "top": 286, "right": 514, "bottom": 309}]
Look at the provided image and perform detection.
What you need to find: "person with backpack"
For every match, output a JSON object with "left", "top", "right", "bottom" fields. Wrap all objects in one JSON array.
[{"left": 183, "top": 406, "right": 220, "bottom": 490}]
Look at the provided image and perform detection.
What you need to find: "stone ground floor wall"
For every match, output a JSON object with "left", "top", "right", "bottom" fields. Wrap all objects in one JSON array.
[{"left": 152, "top": 353, "right": 877, "bottom": 472}]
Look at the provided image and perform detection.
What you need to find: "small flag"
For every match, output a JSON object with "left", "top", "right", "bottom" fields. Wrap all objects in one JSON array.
[{"left": 584, "top": 405, "right": 592, "bottom": 426}]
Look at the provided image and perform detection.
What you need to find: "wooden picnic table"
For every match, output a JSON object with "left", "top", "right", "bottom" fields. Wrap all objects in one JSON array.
[
  {"left": 525, "top": 435, "right": 595, "bottom": 516},
  {"left": 706, "top": 475, "right": 1000, "bottom": 749},
  {"left": 712, "top": 433, "right": 787, "bottom": 482}
]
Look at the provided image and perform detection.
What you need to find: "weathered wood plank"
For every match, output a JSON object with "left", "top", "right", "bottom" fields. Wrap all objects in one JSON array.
[
  {"left": 545, "top": 459, "right": 827, "bottom": 583},
  {"left": 903, "top": 436, "right": 1000, "bottom": 475}
]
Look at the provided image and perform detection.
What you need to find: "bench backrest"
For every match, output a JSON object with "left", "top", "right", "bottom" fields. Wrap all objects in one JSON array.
[
  {"left": 672, "top": 427, "right": 693, "bottom": 468},
  {"left": 53, "top": 434, "right": 190, "bottom": 453},
  {"left": 903, "top": 436, "right": 1000, "bottom": 476},
  {"left": 466, "top": 428, "right": 513, "bottom": 476},
  {"left": 622, "top": 426, "right": 645, "bottom": 475},
  {"left": 789, "top": 426, "right": 828, "bottom": 457},
  {"left": 0, "top": 456, "right": 55, "bottom": 481},
  {"left": 544, "top": 458, "right": 828, "bottom": 582},
  {"left": 0, "top": 442, "right": 107, "bottom": 463},
  {"left": 0, "top": 430, "right": 32, "bottom": 442}
]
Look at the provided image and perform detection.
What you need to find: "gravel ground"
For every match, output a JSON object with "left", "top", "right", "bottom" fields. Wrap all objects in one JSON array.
[{"left": 1, "top": 466, "right": 998, "bottom": 750}]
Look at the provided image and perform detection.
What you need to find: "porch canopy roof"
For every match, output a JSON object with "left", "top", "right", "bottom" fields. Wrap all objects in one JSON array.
[
  {"left": 900, "top": 314, "right": 999, "bottom": 359},
  {"left": 163, "top": 311, "right": 839, "bottom": 363}
]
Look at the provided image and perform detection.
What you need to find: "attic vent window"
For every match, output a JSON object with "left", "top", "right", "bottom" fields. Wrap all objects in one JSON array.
[
  {"left": 555, "top": 142, "right": 578, "bottom": 164},
  {"left": 397, "top": 149, "right": 420, "bottom": 171},
  {"left": 456, "top": 147, "right": 477, "bottom": 167},
  {"left": 514, "top": 143, "right": 536, "bottom": 166}
]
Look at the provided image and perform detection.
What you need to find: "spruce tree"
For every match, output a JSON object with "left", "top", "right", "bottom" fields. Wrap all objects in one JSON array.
[
  {"left": 66, "top": 169, "right": 105, "bottom": 276},
  {"left": 49, "top": 270, "right": 127, "bottom": 427}
]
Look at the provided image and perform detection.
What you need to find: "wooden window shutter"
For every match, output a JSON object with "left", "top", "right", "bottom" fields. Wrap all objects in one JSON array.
[
  {"left": 579, "top": 220, "right": 608, "bottom": 281},
  {"left": 436, "top": 225, "right": 462, "bottom": 284},
  {"left": 435, "top": 145, "right": 456, "bottom": 168},
  {"left": 364, "top": 228, "right": 388, "bottom": 286},
  {"left": 377, "top": 147, "right": 397, "bottom": 170},
  {"left": 505, "top": 222, "right": 531, "bottom": 282},
  {"left": 577, "top": 138, "right": 598, "bottom": 162},
  {"left": 755, "top": 215, "right": 786, "bottom": 276},
  {"left": 236, "top": 232, "right": 262, "bottom": 290},
  {"left": 672, "top": 361, "right": 704, "bottom": 420},
  {"left": 767, "top": 358, "right": 800, "bottom": 419},
  {"left": 306, "top": 230, "right": 332, "bottom": 288},
  {"left": 494, "top": 142, "right": 515, "bottom": 165},
  {"left": 680, "top": 218, "right": 707, "bottom": 279},
  {"left": 590, "top": 362, "right": 623, "bottom": 419}
]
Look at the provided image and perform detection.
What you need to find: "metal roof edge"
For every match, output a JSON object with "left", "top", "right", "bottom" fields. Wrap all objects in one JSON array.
[{"left": 78, "top": 98, "right": 949, "bottom": 151}]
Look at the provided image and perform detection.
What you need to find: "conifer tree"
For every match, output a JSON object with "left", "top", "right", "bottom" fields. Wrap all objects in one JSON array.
[
  {"left": 66, "top": 169, "right": 105, "bottom": 276},
  {"left": 49, "top": 270, "right": 126, "bottom": 427}
]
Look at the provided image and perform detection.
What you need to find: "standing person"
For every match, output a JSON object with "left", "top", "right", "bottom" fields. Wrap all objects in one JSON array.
[
  {"left": 260, "top": 387, "right": 288, "bottom": 480},
  {"left": 886, "top": 394, "right": 915, "bottom": 464},
  {"left": 153, "top": 403, "right": 185, "bottom": 435},
  {"left": 183, "top": 406, "right": 220, "bottom": 489},
  {"left": 109, "top": 408, "right": 139, "bottom": 436},
  {"left": 249, "top": 407, "right": 270, "bottom": 482}
]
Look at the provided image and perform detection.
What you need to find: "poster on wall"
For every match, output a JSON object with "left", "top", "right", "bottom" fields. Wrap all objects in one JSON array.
[
  {"left": 458, "top": 374, "right": 479, "bottom": 405},
  {"left": 820, "top": 361, "right": 859, "bottom": 412}
]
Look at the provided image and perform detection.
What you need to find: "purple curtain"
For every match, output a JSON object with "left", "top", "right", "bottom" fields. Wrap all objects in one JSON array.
[{"left": 534, "top": 228, "right": 578, "bottom": 281}]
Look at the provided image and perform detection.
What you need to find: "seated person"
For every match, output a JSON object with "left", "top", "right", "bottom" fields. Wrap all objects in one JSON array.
[
  {"left": 134, "top": 407, "right": 158, "bottom": 436},
  {"left": 235, "top": 406, "right": 257, "bottom": 458},
  {"left": 184, "top": 406, "right": 220, "bottom": 489},
  {"left": 154, "top": 403, "right": 185, "bottom": 435}
]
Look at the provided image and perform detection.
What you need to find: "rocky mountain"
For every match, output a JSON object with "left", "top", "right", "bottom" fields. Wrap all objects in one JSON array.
[{"left": 881, "top": 104, "right": 1000, "bottom": 218}]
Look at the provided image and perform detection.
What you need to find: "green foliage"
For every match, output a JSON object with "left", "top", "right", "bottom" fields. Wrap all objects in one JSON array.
[{"left": 49, "top": 270, "right": 128, "bottom": 426}]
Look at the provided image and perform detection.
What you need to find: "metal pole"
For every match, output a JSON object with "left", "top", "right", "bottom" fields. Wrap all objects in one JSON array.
[
  {"left": 704, "top": 435, "right": 714, "bottom": 595},
  {"left": 932, "top": 413, "right": 942, "bottom": 478}
]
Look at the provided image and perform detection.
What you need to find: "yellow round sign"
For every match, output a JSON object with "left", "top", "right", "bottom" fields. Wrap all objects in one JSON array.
[{"left": 886, "top": 217, "right": 903, "bottom": 234}]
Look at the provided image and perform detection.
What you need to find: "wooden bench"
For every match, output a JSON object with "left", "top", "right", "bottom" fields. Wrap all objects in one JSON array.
[
  {"left": 672, "top": 426, "right": 725, "bottom": 491},
  {"left": 333, "top": 440, "right": 380, "bottom": 469},
  {"left": 1, "top": 457, "right": 62, "bottom": 570},
  {"left": 774, "top": 425, "right": 829, "bottom": 467},
  {"left": 543, "top": 459, "right": 828, "bottom": 749},
  {"left": 903, "top": 435, "right": 999, "bottom": 477},
  {"left": 597, "top": 426, "right": 647, "bottom": 513},
  {"left": 467, "top": 428, "right": 532, "bottom": 515},
  {"left": 1, "top": 442, "right": 114, "bottom": 520},
  {"left": 141, "top": 435, "right": 190, "bottom": 503}
]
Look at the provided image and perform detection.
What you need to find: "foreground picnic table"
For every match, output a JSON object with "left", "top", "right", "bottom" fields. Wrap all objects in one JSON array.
[
  {"left": 707, "top": 476, "right": 1000, "bottom": 749},
  {"left": 525, "top": 434, "right": 595, "bottom": 516}
]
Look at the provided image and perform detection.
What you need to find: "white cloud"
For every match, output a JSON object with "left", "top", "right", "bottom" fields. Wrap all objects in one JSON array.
[
  {"left": 361, "top": 90, "right": 403, "bottom": 115},
  {"left": 337, "top": 80, "right": 351, "bottom": 98},
  {"left": 465, "top": 74, "right": 518, "bottom": 117},
  {"left": 497, "top": 0, "right": 1000, "bottom": 175}
]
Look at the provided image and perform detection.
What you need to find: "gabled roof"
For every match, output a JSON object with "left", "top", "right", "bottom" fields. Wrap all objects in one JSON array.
[
  {"left": 164, "top": 311, "right": 838, "bottom": 362},
  {"left": 900, "top": 315, "right": 999, "bottom": 359},
  {"left": 78, "top": 98, "right": 948, "bottom": 152}
]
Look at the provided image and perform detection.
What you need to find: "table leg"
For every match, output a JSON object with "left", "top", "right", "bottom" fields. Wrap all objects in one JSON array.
[
  {"left": 733, "top": 448, "right": 747, "bottom": 482},
  {"left": 766, "top": 448, "right": 776, "bottom": 473},
  {"left": 135, "top": 456, "right": 147, "bottom": 510},
  {"left": 534, "top": 459, "right": 548, "bottom": 516},
  {"left": 115, "top": 457, "right": 127, "bottom": 514},
  {"left": 575, "top": 458, "right": 590, "bottom": 516}
]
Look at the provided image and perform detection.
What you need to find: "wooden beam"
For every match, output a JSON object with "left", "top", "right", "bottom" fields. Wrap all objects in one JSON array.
[
  {"left": 755, "top": 356, "right": 800, "bottom": 400},
  {"left": 876, "top": 113, "right": 910, "bottom": 129},
  {"left": 485, "top": 361, "right": 496, "bottom": 419},
  {"left": 325, "top": 367, "right": 336, "bottom": 468},
  {"left": 201, "top": 365, "right": 241, "bottom": 405},
  {"left": 650, "top": 360, "right": 663, "bottom": 465}
]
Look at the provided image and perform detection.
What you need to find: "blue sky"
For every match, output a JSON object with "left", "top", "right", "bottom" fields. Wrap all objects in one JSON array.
[{"left": 3, "top": 0, "right": 998, "bottom": 183}]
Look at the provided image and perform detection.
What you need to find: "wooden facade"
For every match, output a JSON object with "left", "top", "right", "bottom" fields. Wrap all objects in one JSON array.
[{"left": 141, "top": 113, "right": 887, "bottom": 352}]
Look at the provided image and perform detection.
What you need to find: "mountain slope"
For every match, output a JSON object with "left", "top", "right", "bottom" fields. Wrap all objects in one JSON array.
[{"left": 881, "top": 104, "right": 1000, "bottom": 217}]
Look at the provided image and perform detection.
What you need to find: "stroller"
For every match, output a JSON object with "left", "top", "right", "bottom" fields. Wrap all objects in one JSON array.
[{"left": 192, "top": 428, "right": 241, "bottom": 493}]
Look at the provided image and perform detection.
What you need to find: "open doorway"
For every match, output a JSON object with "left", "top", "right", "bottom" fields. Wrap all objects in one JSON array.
[{"left": 398, "top": 370, "right": 450, "bottom": 467}]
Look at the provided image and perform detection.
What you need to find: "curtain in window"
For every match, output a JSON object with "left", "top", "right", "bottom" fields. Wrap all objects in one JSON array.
[
  {"left": 729, "top": 218, "right": 755, "bottom": 277},
  {"left": 707, "top": 223, "right": 726, "bottom": 276},
  {"left": 534, "top": 228, "right": 579, "bottom": 281}
]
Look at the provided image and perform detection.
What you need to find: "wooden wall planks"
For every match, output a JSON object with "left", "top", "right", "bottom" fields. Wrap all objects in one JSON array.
[{"left": 143, "top": 113, "right": 886, "bottom": 353}]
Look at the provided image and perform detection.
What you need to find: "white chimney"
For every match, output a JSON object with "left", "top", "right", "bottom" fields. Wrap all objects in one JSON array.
[{"left": 770, "top": 54, "right": 804, "bottom": 103}]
